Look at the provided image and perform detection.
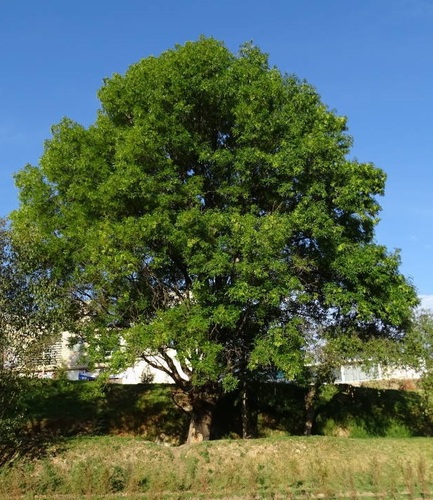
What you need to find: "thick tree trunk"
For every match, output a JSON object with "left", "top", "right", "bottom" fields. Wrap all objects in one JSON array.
[
  {"left": 187, "top": 401, "right": 214, "bottom": 443},
  {"left": 173, "top": 383, "right": 219, "bottom": 444}
]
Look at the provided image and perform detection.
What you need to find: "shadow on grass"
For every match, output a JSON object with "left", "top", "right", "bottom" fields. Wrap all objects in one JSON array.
[
  {"left": 3, "top": 377, "right": 430, "bottom": 462},
  {"left": 0, "top": 376, "right": 69, "bottom": 468},
  {"left": 2, "top": 379, "right": 190, "bottom": 467},
  {"left": 0, "top": 430, "right": 67, "bottom": 468},
  {"left": 16, "top": 379, "right": 189, "bottom": 444},
  {"left": 102, "top": 383, "right": 189, "bottom": 442},
  {"left": 236, "top": 382, "right": 431, "bottom": 439},
  {"left": 255, "top": 382, "right": 307, "bottom": 436},
  {"left": 314, "top": 384, "right": 429, "bottom": 437}
]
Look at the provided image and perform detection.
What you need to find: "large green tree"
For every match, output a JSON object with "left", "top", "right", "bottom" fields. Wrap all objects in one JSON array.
[{"left": 11, "top": 38, "right": 417, "bottom": 442}]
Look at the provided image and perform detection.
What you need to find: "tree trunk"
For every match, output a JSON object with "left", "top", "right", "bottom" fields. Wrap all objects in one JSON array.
[
  {"left": 240, "top": 380, "right": 257, "bottom": 439},
  {"left": 171, "top": 382, "right": 220, "bottom": 444},
  {"left": 304, "top": 384, "right": 318, "bottom": 436},
  {"left": 241, "top": 381, "right": 248, "bottom": 439},
  {"left": 187, "top": 399, "right": 214, "bottom": 444}
]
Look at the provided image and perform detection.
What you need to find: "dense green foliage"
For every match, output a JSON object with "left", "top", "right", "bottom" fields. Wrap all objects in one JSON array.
[
  {"left": 0, "top": 373, "right": 25, "bottom": 464},
  {"left": 406, "top": 310, "right": 433, "bottom": 420},
  {"left": 11, "top": 38, "right": 418, "bottom": 438},
  {"left": 0, "top": 219, "right": 76, "bottom": 372}
]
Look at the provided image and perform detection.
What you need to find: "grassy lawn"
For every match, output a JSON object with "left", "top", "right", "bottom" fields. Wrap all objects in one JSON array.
[{"left": 2, "top": 435, "right": 433, "bottom": 498}]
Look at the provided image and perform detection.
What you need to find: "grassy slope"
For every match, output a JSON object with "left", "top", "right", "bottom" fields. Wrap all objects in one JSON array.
[
  {"left": 2, "top": 379, "right": 433, "bottom": 497},
  {"left": 17, "top": 378, "right": 431, "bottom": 441},
  {"left": 2, "top": 435, "right": 433, "bottom": 498}
]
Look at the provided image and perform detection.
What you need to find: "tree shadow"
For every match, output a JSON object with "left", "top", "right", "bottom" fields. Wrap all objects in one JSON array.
[
  {"left": 314, "top": 384, "right": 428, "bottom": 437},
  {"left": 0, "top": 376, "right": 68, "bottom": 468},
  {"left": 102, "top": 383, "right": 189, "bottom": 443},
  {"left": 1, "top": 379, "right": 191, "bottom": 467},
  {"left": 0, "top": 429, "right": 67, "bottom": 468}
]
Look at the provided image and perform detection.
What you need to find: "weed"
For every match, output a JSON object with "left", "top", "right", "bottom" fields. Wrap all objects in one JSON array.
[
  {"left": 367, "top": 456, "right": 382, "bottom": 494},
  {"left": 401, "top": 460, "right": 417, "bottom": 498},
  {"left": 199, "top": 446, "right": 211, "bottom": 463},
  {"left": 109, "top": 465, "right": 127, "bottom": 492},
  {"left": 417, "top": 456, "right": 431, "bottom": 497},
  {"left": 136, "top": 475, "right": 149, "bottom": 491}
]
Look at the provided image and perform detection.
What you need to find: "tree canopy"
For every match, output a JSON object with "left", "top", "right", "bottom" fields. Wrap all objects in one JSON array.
[{"left": 11, "top": 38, "right": 418, "bottom": 441}]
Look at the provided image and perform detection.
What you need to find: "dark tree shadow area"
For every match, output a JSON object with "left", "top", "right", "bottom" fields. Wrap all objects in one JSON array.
[
  {"left": 313, "top": 384, "right": 429, "bottom": 437},
  {"left": 0, "top": 429, "right": 68, "bottom": 468},
  {"left": 235, "top": 382, "right": 431, "bottom": 439},
  {"left": 254, "top": 382, "right": 307, "bottom": 436},
  {"left": 24, "top": 379, "right": 189, "bottom": 440},
  {"left": 1, "top": 378, "right": 430, "bottom": 467},
  {"left": 1, "top": 379, "right": 189, "bottom": 466}
]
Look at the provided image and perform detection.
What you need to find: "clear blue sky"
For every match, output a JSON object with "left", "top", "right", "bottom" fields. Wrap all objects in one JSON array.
[{"left": 1, "top": 0, "right": 432, "bottom": 300}]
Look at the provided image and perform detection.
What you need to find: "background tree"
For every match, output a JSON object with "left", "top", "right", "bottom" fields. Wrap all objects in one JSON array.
[
  {"left": 297, "top": 319, "right": 420, "bottom": 436},
  {"left": 405, "top": 309, "right": 433, "bottom": 427},
  {"left": 0, "top": 218, "right": 77, "bottom": 374},
  {"left": 11, "top": 38, "right": 418, "bottom": 442},
  {"left": 0, "top": 223, "right": 21, "bottom": 458},
  {"left": 0, "top": 218, "right": 64, "bottom": 460}
]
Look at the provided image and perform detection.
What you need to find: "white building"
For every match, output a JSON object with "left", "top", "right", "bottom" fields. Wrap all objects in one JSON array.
[
  {"left": 30, "top": 332, "right": 184, "bottom": 384},
  {"left": 29, "top": 331, "right": 422, "bottom": 386},
  {"left": 334, "top": 363, "right": 421, "bottom": 385}
]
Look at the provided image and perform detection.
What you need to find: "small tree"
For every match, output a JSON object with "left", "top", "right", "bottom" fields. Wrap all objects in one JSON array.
[
  {"left": 297, "top": 325, "right": 419, "bottom": 436},
  {"left": 0, "top": 218, "right": 79, "bottom": 458},
  {"left": 0, "top": 219, "right": 27, "bottom": 457},
  {"left": 406, "top": 310, "right": 433, "bottom": 427},
  {"left": 11, "top": 38, "right": 418, "bottom": 442},
  {"left": 0, "top": 220, "right": 47, "bottom": 459},
  {"left": 0, "top": 218, "right": 78, "bottom": 375}
]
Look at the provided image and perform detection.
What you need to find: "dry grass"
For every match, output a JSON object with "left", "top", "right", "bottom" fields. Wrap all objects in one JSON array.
[{"left": 2, "top": 435, "right": 433, "bottom": 498}]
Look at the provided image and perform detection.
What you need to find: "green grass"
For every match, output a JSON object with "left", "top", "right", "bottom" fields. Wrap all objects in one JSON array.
[
  {"left": 3, "top": 379, "right": 433, "bottom": 497},
  {"left": 2, "top": 435, "right": 433, "bottom": 498}
]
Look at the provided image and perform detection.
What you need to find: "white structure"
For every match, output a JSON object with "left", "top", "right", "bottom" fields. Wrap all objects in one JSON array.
[
  {"left": 30, "top": 332, "right": 184, "bottom": 384},
  {"left": 334, "top": 363, "right": 421, "bottom": 385},
  {"left": 29, "top": 332, "right": 423, "bottom": 386}
]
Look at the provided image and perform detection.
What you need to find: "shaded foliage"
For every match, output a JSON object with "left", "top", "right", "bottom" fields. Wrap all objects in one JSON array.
[{"left": 0, "top": 217, "right": 75, "bottom": 464}]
